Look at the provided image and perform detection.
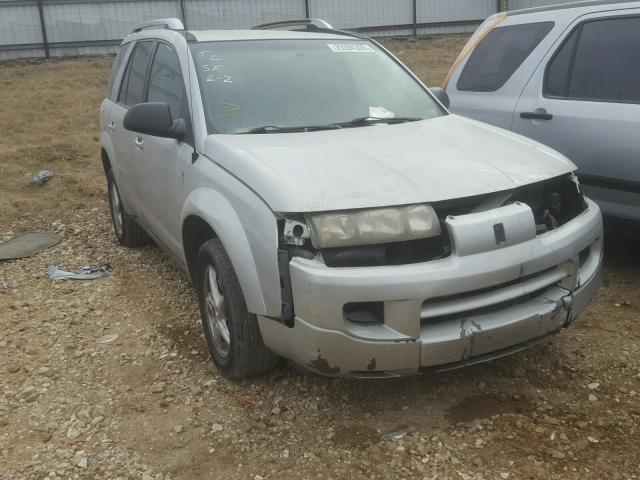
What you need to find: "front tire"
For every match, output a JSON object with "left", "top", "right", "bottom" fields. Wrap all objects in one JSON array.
[
  {"left": 106, "top": 169, "right": 150, "bottom": 247},
  {"left": 196, "top": 238, "right": 279, "bottom": 379}
]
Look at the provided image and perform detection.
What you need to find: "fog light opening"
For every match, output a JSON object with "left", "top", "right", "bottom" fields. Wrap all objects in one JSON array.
[{"left": 343, "top": 302, "right": 384, "bottom": 325}]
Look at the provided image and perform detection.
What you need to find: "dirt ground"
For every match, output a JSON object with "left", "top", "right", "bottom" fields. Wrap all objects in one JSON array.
[{"left": 1, "top": 34, "right": 639, "bottom": 480}]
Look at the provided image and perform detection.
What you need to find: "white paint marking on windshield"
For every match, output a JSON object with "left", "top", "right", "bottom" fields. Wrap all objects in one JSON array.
[{"left": 327, "top": 43, "right": 375, "bottom": 53}]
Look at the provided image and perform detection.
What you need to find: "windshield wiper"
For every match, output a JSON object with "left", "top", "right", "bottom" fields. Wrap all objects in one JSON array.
[
  {"left": 243, "top": 124, "right": 341, "bottom": 134},
  {"left": 242, "top": 117, "right": 422, "bottom": 134},
  {"left": 336, "top": 116, "right": 423, "bottom": 128}
]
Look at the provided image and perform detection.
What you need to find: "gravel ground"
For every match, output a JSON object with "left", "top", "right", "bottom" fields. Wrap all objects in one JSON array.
[{"left": 1, "top": 36, "right": 639, "bottom": 480}]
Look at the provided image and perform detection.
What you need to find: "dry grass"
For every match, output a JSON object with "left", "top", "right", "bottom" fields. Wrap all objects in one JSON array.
[
  {"left": 0, "top": 57, "right": 112, "bottom": 229},
  {"left": 381, "top": 34, "right": 469, "bottom": 86}
]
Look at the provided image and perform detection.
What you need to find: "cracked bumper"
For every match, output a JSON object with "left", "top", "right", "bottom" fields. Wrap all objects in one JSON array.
[{"left": 258, "top": 199, "right": 603, "bottom": 378}]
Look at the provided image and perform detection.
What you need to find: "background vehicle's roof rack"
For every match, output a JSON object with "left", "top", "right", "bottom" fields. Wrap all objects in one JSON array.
[
  {"left": 251, "top": 18, "right": 367, "bottom": 40},
  {"left": 252, "top": 18, "right": 334, "bottom": 31},
  {"left": 131, "top": 18, "right": 185, "bottom": 35}
]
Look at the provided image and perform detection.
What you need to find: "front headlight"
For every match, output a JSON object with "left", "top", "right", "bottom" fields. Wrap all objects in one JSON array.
[{"left": 305, "top": 204, "right": 442, "bottom": 249}]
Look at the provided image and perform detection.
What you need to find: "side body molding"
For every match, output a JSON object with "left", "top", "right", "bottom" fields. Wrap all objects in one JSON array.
[{"left": 180, "top": 187, "right": 281, "bottom": 316}]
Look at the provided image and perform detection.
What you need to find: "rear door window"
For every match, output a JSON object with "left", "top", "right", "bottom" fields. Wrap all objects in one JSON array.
[
  {"left": 457, "top": 22, "right": 554, "bottom": 92},
  {"left": 546, "top": 16, "right": 640, "bottom": 103},
  {"left": 118, "top": 41, "right": 154, "bottom": 107}
]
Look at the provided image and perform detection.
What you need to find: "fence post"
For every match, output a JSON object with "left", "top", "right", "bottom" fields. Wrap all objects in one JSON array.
[
  {"left": 412, "top": 0, "right": 417, "bottom": 36},
  {"left": 36, "top": 0, "right": 49, "bottom": 59},
  {"left": 304, "top": 0, "right": 310, "bottom": 18},
  {"left": 179, "top": 0, "right": 188, "bottom": 29}
]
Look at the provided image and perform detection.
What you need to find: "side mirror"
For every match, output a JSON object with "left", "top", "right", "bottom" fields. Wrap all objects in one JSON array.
[
  {"left": 430, "top": 87, "right": 450, "bottom": 110},
  {"left": 123, "top": 102, "right": 185, "bottom": 141}
]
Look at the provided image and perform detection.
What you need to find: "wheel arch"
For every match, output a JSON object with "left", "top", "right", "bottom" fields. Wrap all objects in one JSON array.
[
  {"left": 101, "top": 148, "right": 111, "bottom": 174},
  {"left": 181, "top": 188, "right": 279, "bottom": 316}
]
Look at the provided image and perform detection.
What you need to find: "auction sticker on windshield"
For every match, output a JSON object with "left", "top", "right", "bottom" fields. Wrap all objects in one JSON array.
[{"left": 327, "top": 43, "right": 375, "bottom": 53}]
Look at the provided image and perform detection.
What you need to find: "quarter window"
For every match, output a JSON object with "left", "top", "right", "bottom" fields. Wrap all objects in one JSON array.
[
  {"left": 107, "top": 44, "right": 130, "bottom": 100},
  {"left": 118, "top": 41, "right": 153, "bottom": 107},
  {"left": 457, "top": 22, "right": 554, "bottom": 92},
  {"left": 147, "top": 43, "right": 188, "bottom": 120},
  {"left": 544, "top": 29, "right": 578, "bottom": 98}
]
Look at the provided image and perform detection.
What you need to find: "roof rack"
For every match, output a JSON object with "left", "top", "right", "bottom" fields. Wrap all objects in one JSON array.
[
  {"left": 131, "top": 18, "right": 185, "bottom": 35},
  {"left": 252, "top": 18, "right": 334, "bottom": 31}
]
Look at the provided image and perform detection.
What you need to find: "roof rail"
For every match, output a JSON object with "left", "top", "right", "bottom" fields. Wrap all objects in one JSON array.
[
  {"left": 252, "top": 18, "right": 334, "bottom": 31},
  {"left": 131, "top": 18, "right": 185, "bottom": 35}
]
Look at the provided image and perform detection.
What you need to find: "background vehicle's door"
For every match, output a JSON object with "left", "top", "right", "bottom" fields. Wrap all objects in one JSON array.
[
  {"left": 512, "top": 11, "right": 640, "bottom": 220},
  {"left": 132, "top": 42, "right": 194, "bottom": 256},
  {"left": 446, "top": 21, "right": 554, "bottom": 129},
  {"left": 111, "top": 40, "right": 154, "bottom": 215}
]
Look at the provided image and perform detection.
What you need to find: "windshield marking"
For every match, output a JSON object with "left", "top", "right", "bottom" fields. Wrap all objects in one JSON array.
[
  {"left": 206, "top": 74, "right": 233, "bottom": 83},
  {"left": 327, "top": 43, "right": 375, "bottom": 53},
  {"left": 218, "top": 98, "right": 240, "bottom": 117}
]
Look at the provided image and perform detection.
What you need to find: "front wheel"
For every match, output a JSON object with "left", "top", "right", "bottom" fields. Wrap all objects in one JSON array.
[{"left": 196, "top": 238, "right": 279, "bottom": 378}]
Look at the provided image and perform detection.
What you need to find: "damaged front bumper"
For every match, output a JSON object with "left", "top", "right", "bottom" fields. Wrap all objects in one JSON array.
[{"left": 258, "top": 199, "right": 603, "bottom": 378}]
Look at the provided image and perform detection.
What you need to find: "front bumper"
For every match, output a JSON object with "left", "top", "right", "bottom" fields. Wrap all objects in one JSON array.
[{"left": 258, "top": 199, "right": 603, "bottom": 378}]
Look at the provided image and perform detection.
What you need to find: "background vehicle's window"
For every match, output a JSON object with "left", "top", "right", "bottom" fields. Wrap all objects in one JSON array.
[
  {"left": 118, "top": 41, "right": 153, "bottom": 107},
  {"left": 107, "top": 44, "right": 130, "bottom": 100},
  {"left": 190, "top": 40, "right": 444, "bottom": 134},
  {"left": 569, "top": 17, "right": 640, "bottom": 102},
  {"left": 147, "top": 43, "right": 188, "bottom": 120},
  {"left": 457, "top": 22, "right": 554, "bottom": 92}
]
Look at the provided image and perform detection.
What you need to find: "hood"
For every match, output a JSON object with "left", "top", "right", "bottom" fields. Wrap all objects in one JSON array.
[{"left": 203, "top": 114, "right": 576, "bottom": 212}]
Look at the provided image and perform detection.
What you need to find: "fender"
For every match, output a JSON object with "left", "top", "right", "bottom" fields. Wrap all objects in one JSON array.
[{"left": 181, "top": 187, "right": 281, "bottom": 317}]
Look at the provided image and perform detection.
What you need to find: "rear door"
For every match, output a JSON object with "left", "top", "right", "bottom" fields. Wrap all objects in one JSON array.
[
  {"left": 112, "top": 40, "right": 154, "bottom": 215},
  {"left": 513, "top": 11, "right": 640, "bottom": 219},
  {"left": 132, "top": 42, "right": 194, "bottom": 256},
  {"left": 446, "top": 21, "right": 554, "bottom": 129},
  {"left": 100, "top": 43, "right": 130, "bottom": 165}
]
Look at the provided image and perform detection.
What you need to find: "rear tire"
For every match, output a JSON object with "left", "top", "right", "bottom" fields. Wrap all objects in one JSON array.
[
  {"left": 106, "top": 169, "right": 150, "bottom": 247},
  {"left": 196, "top": 238, "right": 279, "bottom": 379}
]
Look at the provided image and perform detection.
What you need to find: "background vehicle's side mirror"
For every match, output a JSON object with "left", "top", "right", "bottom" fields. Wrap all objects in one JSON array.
[
  {"left": 123, "top": 102, "right": 185, "bottom": 141},
  {"left": 430, "top": 87, "right": 450, "bottom": 110}
]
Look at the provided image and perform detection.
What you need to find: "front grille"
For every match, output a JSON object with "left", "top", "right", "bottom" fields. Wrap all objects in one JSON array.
[{"left": 420, "top": 267, "right": 568, "bottom": 323}]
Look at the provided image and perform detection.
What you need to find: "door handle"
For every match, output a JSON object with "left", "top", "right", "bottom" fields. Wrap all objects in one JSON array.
[
  {"left": 520, "top": 108, "right": 553, "bottom": 121},
  {"left": 134, "top": 136, "right": 144, "bottom": 151}
]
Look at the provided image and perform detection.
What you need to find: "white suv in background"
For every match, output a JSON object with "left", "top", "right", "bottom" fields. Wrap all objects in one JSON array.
[{"left": 445, "top": 0, "right": 640, "bottom": 222}]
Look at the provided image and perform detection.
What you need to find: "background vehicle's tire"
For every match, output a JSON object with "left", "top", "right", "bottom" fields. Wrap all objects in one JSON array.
[
  {"left": 196, "top": 238, "right": 279, "bottom": 379},
  {"left": 106, "top": 169, "right": 150, "bottom": 247}
]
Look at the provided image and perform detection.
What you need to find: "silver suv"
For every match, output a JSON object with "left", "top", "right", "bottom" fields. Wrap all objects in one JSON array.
[
  {"left": 445, "top": 0, "right": 640, "bottom": 222},
  {"left": 100, "top": 18, "right": 602, "bottom": 379}
]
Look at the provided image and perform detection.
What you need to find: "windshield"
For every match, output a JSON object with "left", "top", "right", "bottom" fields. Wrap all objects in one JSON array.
[{"left": 190, "top": 39, "right": 444, "bottom": 134}]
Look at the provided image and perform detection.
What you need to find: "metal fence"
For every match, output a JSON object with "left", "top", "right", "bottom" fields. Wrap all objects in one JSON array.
[{"left": 0, "top": 0, "right": 573, "bottom": 60}]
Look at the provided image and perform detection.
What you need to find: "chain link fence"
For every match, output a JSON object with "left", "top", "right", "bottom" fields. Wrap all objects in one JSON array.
[{"left": 0, "top": 0, "right": 572, "bottom": 60}]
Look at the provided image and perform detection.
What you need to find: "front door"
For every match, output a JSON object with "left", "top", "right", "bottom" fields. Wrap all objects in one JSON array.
[{"left": 131, "top": 42, "right": 193, "bottom": 257}]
